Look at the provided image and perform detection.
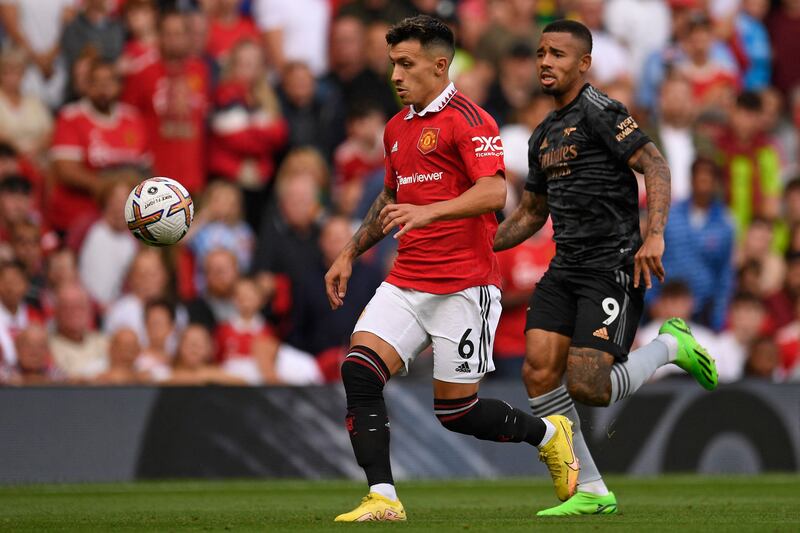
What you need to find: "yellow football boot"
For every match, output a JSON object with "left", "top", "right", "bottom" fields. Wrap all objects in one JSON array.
[
  {"left": 538, "top": 415, "right": 580, "bottom": 501},
  {"left": 334, "top": 492, "right": 407, "bottom": 522}
]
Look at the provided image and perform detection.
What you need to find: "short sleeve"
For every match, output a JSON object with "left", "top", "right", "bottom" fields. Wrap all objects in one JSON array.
[
  {"left": 382, "top": 129, "right": 396, "bottom": 191},
  {"left": 454, "top": 117, "right": 505, "bottom": 183},
  {"left": 49, "top": 113, "right": 84, "bottom": 162},
  {"left": 585, "top": 96, "right": 651, "bottom": 163},
  {"left": 524, "top": 129, "right": 547, "bottom": 194}
]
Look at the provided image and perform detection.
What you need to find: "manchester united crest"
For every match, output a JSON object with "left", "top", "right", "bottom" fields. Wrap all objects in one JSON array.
[{"left": 417, "top": 127, "right": 439, "bottom": 155}]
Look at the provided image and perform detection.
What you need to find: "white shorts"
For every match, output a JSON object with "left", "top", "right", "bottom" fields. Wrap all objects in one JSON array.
[{"left": 353, "top": 282, "right": 501, "bottom": 383}]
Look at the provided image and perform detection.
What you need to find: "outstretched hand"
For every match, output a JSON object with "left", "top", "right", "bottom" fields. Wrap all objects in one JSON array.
[
  {"left": 633, "top": 233, "right": 665, "bottom": 289},
  {"left": 380, "top": 203, "right": 437, "bottom": 239},
  {"left": 324, "top": 253, "right": 354, "bottom": 310}
]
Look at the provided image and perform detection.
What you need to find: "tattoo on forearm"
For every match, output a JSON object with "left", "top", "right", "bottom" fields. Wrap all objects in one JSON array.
[
  {"left": 630, "top": 143, "right": 670, "bottom": 236},
  {"left": 494, "top": 192, "right": 549, "bottom": 251},
  {"left": 350, "top": 187, "right": 395, "bottom": 257}
]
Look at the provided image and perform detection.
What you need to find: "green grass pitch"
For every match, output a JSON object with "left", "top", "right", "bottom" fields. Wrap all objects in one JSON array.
[{"left": 1, "top": 475, "right": 798, "bottom": 531}]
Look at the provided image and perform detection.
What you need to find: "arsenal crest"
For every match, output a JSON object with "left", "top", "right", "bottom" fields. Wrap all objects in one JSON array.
[{"left": 417, "top": 127, "right": 439, "bottom": 154}]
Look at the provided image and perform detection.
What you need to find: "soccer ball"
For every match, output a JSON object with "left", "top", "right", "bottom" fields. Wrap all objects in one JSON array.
[{"left": 124, "top": 177, "right": 194, "bottom": 247}]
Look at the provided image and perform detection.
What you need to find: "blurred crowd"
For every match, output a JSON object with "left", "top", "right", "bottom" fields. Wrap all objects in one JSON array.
[{"left": 0, "top": 0, "right": 799, "bottom": 387}]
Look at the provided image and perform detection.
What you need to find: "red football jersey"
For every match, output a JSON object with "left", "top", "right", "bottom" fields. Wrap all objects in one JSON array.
[
  {"left": 207, "top": 17, "right": 260, "bottom": 60},
  {"left": 49, "top": 100, "right": 150, "bottom": 231},
  {"left": 215, "top": 316, "right": 277, "bottom": 363},
  {"left": 121, "top": 59, "right": 210, "bottom": 193},
  {"left": 383, "top": 83, "right": 505, "bottom": 294}
]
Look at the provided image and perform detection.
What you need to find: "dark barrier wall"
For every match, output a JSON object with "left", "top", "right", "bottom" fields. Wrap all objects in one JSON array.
[{"left": 1, "top": 380, "right": 798, "bottom": 483}]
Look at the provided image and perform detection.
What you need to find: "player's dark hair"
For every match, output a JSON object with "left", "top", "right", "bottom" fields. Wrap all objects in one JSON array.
[
  {"left": 542, "top": 19, "right": 593, "bottom": 54},
  {"left": 386, "top": 15, "right": 455, "bottom": 59},
  {"left": 659, "top": 280, "right": 692, "bottom": 299},
  {"left": 736, "top": 91, "right": 763, "bottom": 112}
]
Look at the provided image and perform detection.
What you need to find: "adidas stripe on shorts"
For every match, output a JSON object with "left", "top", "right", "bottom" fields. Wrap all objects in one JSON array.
[{"left": 353, "top": 282, "right": 501, "bottom": 383}]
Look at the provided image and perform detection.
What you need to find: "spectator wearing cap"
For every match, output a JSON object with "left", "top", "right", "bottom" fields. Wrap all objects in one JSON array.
[
  {"left": 60, "top": 0, "right": 125, "bottom": 100},
  {"left": 484, "top": 40, "right": 537, "bottom": 128},
  {"left": 711, "top": 91, "right": 782, "bottom": 236},
  {"left": 0, "top": 47, "right": 53, "bottom": 164},
  {"left": 50, "top": 59, "right": 150, "bottom": 235},
  {"left": 78, "top": 182, "right": 138, "bottom": 309},
  {"left": 122, "top": 10, "right": 210, "bottom": 194},
  {"left": 0, "top": 0, "right": 77, "bottom": 108},
  {"left": 649, "top": 158, "right": 735, "bottom": 331},
  {"left": 49, "top": 282, "right": 108, "bottom": 379}
]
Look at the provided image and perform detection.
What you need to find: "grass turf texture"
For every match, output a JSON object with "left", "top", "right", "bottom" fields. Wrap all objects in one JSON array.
[{"left": 1, "top": 475, "right": 798, "bottom": 532}]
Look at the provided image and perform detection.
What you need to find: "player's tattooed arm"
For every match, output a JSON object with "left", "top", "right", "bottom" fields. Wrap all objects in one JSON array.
[
  {"left": 348, "top": 186, "right": 397, "bottom": 257},
  {"left": 628, "top": 142, "right": 671, "bottom": 236},
  {"left": 627, "top": 142, "right": 670, "bottom": 288},
  {"left": 493, "top": 190, "right": 550, "bottom": 251}
]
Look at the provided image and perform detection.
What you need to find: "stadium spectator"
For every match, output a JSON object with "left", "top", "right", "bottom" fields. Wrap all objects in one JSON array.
[
  {"left": 252, "top": 0, "right": 331, "bottom": 76},
  {"left": 364, "top": 19, "right": 393, "bottom": 76},
  {"left": 104, "top": 249, "right": 171, "bottom": 344},
  {"left": 208, "top": 39, "right": 288, "bottom": 228},
  {"left": 727, "top": 0, "right": 772, "bottom": 92},
  {"left": 0, "top": 260, "right": 43, "bottom": 367},
  {"left": 92, "top": 327, "right": 147, "bottom": 385},
  {"left": 49, "top": 282, "right": 108, "bottom": 379},
  {"left": 745, "top": 335, "right": 780, "bottom": 380},
  {"left": 0, "top": 47, "right": 53, "bottom": 163},
  {"left": 716, "top": 292, "right": 767, "bottom": 382},
  {"left": 10, "top": 221, "right": 47, "bottom": 303},
  {"left": 332, "top": 104, "right": 385, "bottom": 217},
  {"left": 484, "top": 41, "right": 537, "bottom": 127},
  {"left": 574, "top": 0, "right": 632, "bottom": 89},
  {"left": 78, "top": 182, "right": 138, "bottom": 308},
  {"left": 474, "top": 0, "right": 540, "bottom": 70},
  {"left": 118, "top": 0, "right": 159, "bottom": 77},
  {"left": 40, "top": 248, "right": 80, "bottom": 319},
  {"left": 492, "top": 221, "right": 555, "bottom": 378},
  {"left": 289, "top": 216, "right": 382, "bottom": 379},
  {"left": 767, "top": 0, "right": 800, "bottom": 97},
  {"left": 10, "top": 324, "right": 63, "bottom": 386},
  {"left": 324, "top": 14, "right": 398, "bottom": 120},
  {"left": 122, "top": 10, "right": 210, "bottom": 194},
  {"left": 636, "top": 281, "right": 719, "bottom": 381},
  {"left": 204, "top": 0, "right": 259, "bottom": 65},
  {"left": 50, "top": 59, "right": 150, "bottom": 235},
  {"left": 165, "top": 323, "right": 246, "bottom": 386},
  {"left": 649, "top": 75, "right": 697, "bottom": 203},
  {"left": 0, "top": 0, "right": 76, "bottom": 108},
  {"left": 337, "top": 0, "right": 415, "bottom": 25},
  {"left": 60, "top": 0, "right": 125, "bottom": 100},
  {"left": 186, "top": 181, "right": 254, "bottom": 293},
  {"left": 135, "top": 299, "right": 176, "bottom": 382},
  {"left": 735, "top": 217, "right": 785, "bottom": 296},
  {"left": 712, "top": 91, "right": 782, "bottom": 235},
  {"left": 278, "top": 61, "right": 346, "bottom": 159},
  {"left": 654, "top": 158, "right": 735, "bottom": 331},
  {"left": 0, "top": 175, "right": 36, "bottom": 245},
  {"left": 185, "top": 248, "right": 239, "bottom": 332},
  {"left": 764, "top": 253, "right": 800, "bottom": 330},
  {"left": 253, "top": 171, "right": 324, "bottom": 314},
  {"left": 603, "top": 0, "right": 671, "bottom": 80}
]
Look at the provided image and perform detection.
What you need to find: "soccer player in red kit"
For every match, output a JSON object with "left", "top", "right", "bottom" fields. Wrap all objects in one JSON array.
[{"left": 325, "top": 16, "right": 579, "bottom": 522}]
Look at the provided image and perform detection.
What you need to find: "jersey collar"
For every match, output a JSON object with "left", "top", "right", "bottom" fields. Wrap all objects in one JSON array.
[{"left": 404, "top": 82, "right": 457, "bottom": 120}]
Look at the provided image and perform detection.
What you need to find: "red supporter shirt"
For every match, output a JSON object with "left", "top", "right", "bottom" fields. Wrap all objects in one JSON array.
[
  {"left": 215, "top": 316, "right": 276, "bottom": 363},
  {"left": 122, "top": 59, "right": 210, "bottom": 193},
  {"left": 383, "top": 83, "right": 505, "bottom": 294},
  {"left": 207, "top": 17, "right": 260, "bottom": 60},
  {"left": 50, "top": 100, "right": 150, "bottom": 231},
  {"left": 493, "top": 225, "right": 555, "bottom": 357}
]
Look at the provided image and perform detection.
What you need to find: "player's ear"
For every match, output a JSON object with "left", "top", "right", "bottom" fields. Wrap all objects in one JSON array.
[
  {"left": 579, "top": 53, "right": 592, "bottom": 74},
  {"left": 434, "top": 56, "right": 449, "bottom": 77}
]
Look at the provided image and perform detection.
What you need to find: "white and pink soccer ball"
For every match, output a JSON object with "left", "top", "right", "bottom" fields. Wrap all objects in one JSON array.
[{"left": 124, "top": 177, "right": 194, "bottom": 247}]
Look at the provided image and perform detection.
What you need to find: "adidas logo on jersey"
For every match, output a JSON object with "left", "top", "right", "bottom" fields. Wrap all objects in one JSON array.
[
  {"left": 391, "top": 141, "right": 398, "bottom": 153},
  {"left": 593, "top": 327, "right": 609, "bottom": 340},
  {"left": 455, "top": 362, "right": 471, "bottom": 373}
]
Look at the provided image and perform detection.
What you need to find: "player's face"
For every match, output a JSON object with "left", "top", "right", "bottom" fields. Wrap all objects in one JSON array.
[
  {"left": 536, "top": 32, "right": 591, "bottom": 97},
  {"left": 389, "top": 40, "right": 448, "bottom": 108}
]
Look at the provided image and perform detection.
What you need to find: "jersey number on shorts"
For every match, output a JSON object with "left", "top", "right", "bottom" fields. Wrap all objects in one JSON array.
[
  {"left": 458, "top": 329, "right": 474, "bottom": 359},
  {"left": 602, "top": 297, "right": 620, "bottom": 325}
]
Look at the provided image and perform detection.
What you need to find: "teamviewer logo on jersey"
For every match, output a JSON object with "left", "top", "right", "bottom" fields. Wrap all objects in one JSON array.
[{"left": 471, "top": 136, "right": 503, "bottom": 157}]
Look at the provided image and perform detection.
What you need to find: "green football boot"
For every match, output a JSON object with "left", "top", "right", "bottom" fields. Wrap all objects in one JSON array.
[
  {"left": 536, "top": 491, "right": 618, "bottom": 516},
  {"left": 659, "top": 317, "right": 718, "bottom": 391}
]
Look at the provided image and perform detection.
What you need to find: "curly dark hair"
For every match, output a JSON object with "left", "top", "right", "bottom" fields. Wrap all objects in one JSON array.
[{"left": 385, "top": 15, "right": 454, "bottom": 59}]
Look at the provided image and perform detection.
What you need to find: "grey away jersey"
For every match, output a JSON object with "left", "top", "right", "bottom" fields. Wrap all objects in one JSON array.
[{"left": 525, "top": 83, "right": 651, "bottom": 271}]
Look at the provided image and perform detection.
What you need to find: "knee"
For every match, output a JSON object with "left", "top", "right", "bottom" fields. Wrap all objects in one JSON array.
[
  {"left": 522, "top": 358, "right": 561, "bottom": 392},
  {"left": 341, "top": 352, "right": 389, "bottom": 407},
  {"left": 566, "top": 374, "right": 610, "bottom": 406}
]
